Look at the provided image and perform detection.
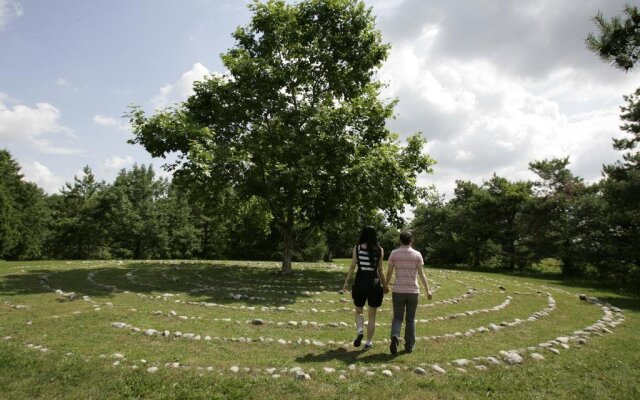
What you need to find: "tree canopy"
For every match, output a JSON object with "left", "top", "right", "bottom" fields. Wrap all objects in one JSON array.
[
  {"left": 128, "top": 0, "right": 434, "bottom": 271},
  {"left": 586, "top": 4, "right": 640, "bottom": 71}
]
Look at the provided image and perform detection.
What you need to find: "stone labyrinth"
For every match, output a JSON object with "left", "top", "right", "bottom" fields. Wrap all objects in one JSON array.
[{"left": 0, "top": 261, "right": 626, "bottom": 381}]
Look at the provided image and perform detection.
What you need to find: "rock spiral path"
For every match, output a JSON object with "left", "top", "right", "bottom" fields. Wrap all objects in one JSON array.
[{"left": 0, "top": 260, "right": 626, "bottom": 382}]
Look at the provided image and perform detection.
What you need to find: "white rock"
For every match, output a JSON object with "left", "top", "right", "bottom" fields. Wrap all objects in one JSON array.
[
  {"left": 147, "top": 367, "right": 158, "bottom": 373},
  {"left": 503, "top": 352, "right": 523, "bottom": 365},
  {"left": 381, "top": 370, "right": 393, "bottom": 377},
  {"left": 144, "top": 329, "right": 158, "bottom": 336},
  {"left": 452, "top": 359, "right": 470, "bottom": 367},
  {"left": 229, "top": 366, "right": 240, "bottom": 373},
  {"left": 530, "top": 353, "right": 545, "bottom": 361},
  {"left": 323, "top": 367, "right": 335, "bottom": 373},
  {"left": 432, "top": 364, "right": 446, "bottom": 374},
  {"left": 413, "top": 367, "right": 427, "bottom": 375},
  {"left": 485, "top": 357, "right": 501, "bottom": 365}
]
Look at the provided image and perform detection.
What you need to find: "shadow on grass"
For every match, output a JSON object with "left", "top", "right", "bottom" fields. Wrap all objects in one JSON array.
[
  {"left": 294, "top": 347, "right": 401, "bottom": 365},
  {"left": 0, "top": 261, "right": 346, "bottom": 307}
]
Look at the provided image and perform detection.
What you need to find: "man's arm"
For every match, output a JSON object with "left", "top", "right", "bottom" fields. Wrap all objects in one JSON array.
[
  {"left": 418, "top": 266, "right": 432, "bottom": 300},
  {"left": 385, "top": 254, "right": 395, "bottom": 291},
  {"left": 342, "top": 246, "right": 357, "bottom": 292}
]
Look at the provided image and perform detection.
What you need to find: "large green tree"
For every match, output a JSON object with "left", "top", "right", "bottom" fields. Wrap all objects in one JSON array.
[
  {"left": 128, "top": 0, "right": 434, "bottom": 271},
  {"left": 587, "top": 4, "right": 640, "bottom": 286},
  {"left": 101, "top": 165, "right": 169, "bottom": 259},
  {"left": 0, "top": 149, "right": 49, "bottom": 260},
  {"left": 525, "top": 158, "right": 586, "bottom": 276},
  {"left": 48, "top": 166, "right": 109, "bottom": 259}
]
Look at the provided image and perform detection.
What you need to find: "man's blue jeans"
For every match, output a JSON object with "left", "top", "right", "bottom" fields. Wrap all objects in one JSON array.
[{"left": 391, "top": 292, "right": 419, "bottom": 350}]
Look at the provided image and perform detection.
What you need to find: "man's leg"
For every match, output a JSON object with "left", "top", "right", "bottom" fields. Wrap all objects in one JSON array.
[
  {"left": 404, "top": 294, "right": 419, "bottom": 352},
  {"left": 390, "top": 293, "right": 405, "bottom": 354}
]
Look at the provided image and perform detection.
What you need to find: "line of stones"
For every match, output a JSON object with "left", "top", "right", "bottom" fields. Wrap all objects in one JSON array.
[
  {"left": 2, "top": 272, "right": 623, "bottom": 381},
  {"left": 109, "top": 293, "right": 554, "bottom": 348},
  {"left": 84, "top": 265, "right": 494, "bottom": 317},
  {"left": 146, "top": 294, "right": 512, "bottom": 329},
  {"left": 105, "top": 292, "right": 622, "bottom": 380}
]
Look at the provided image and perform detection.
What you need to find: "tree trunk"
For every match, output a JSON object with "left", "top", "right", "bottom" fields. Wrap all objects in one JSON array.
[
  {"left": 281, "top": 226, "right": 293, "bottom": 273},
  {"left": 472, "top": 238, "right": 480, "bottom": 268},
  {"left": 508, "top": 240, "right": 516, "bottom": 269}
]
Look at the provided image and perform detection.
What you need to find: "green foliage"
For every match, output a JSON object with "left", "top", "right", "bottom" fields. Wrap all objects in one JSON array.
[
  {"left": 0, "top": 149, "right": 49, "bottom": 260},
  {"left": 48, "top": 166, "right": 109, "bottom": 259},
  {"left": 586, "top": 4, "right": 640, "bottom": 71},
  {"left": 586, "top": 6, "right": 640, "bottom": 289},
  {"left": 523, "top": 157, "right": 586, "bottom": 276},
  {"left": 127, "top": 0, "right": 434, "bottom": 271}
]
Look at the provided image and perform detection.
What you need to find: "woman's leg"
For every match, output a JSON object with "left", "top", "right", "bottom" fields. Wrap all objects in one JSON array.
[
  {"left": 366, "top": 306, "right": 377, "bottom": 341},
  {"left": 355, "top": 306, "right": 365, "bottom": 333}
]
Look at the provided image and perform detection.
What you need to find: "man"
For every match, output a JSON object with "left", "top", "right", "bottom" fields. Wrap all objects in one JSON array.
[{"left": 385, "top": 231, "right": 432, "bottom": 354}]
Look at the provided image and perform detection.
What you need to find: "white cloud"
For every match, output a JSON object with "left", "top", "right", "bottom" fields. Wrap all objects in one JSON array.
[
  {"left": 373, "top": 1, "right": 638, "bottom": 198},
  {"left": 93, "top": 114, "right": 130, "bottom": 132},
  {"left": 56, "top": 78, "right": 70, "bottom": 87},
  {"left": 101, "top": 155, "right": 134, "bottom": 174},
  {"left": 0, "top": 97, "right": 83, "bottom": 154},
  {"left": 151, "top": 62, "right": 210, "bottom": 110},
  {"left": 21, "top": 161, "right": 65, "bottom": 194},
  {"left": 0, "top": 0, "right": 22, "bottom": 30}
]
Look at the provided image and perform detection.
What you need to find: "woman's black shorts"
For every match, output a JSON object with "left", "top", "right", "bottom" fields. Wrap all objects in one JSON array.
[{"left": 352, "top": 279, "right": 384, "bottom": 308}]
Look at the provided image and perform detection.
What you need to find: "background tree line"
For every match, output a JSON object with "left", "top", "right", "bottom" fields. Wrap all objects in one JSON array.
[{"left": 0, "top": 150, "right": 400, "bottom": 262}]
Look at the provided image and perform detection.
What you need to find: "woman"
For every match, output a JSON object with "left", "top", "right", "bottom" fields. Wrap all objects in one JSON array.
[{"left": 342, "top": 226, "right": 389, "bottom": 349}]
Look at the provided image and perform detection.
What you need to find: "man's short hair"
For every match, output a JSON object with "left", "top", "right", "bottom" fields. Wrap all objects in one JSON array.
[{"left": 400, "top": 231, "right": 413, "bottom": 245}]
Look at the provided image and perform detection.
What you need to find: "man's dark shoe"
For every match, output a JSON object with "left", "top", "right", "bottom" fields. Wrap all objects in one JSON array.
[
  {"left": 404, "top": 346, "right": 413, "bottom": 354},
  {"left": 354, "top": 332, "right": 364, "bottom": 347},
  {"left": 390, "top": 336, "right": 399, "bottom": 354}
]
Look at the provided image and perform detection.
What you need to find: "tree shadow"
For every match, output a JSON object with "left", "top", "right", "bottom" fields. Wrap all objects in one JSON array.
[
  {"left": 0, "top": 261, "right": 347, "bottom": 307},
  {"left": 294, "top": 347, "right": 402, "bottom": 365}
]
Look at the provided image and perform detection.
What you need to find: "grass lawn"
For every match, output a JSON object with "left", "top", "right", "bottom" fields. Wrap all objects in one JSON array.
[{"left": 0, "top": 259, "right": 638, "bottom": 399}]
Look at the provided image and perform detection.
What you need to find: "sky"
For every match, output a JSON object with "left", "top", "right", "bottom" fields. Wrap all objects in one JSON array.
[{"left": 1, "top": 0, "right": 639, "bottom": 200}]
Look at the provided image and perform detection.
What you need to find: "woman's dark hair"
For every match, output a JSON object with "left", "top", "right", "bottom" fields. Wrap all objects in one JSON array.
[{"left": 358, "top": 225, "right": 381, "bottom": 261}]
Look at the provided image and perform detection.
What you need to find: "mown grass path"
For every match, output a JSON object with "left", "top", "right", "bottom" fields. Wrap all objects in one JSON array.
[{"left": 1, "top": 260, "right": 638, "bottom": 399}]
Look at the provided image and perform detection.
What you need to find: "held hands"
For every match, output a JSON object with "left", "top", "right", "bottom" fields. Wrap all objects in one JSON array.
[
  {"left": 383, "top": 285, "right": 390, "bottom": 294},
  {"left": 342, "top": 284, "right": 350, "bottom": 293}
]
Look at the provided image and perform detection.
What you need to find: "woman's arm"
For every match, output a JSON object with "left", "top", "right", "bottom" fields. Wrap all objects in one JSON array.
[
  {"left": 377, "top": 248, "right": 389, "bottom": 292},
  {"left": 342, "top": 246, "right": 357, "bottom": 292}
]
